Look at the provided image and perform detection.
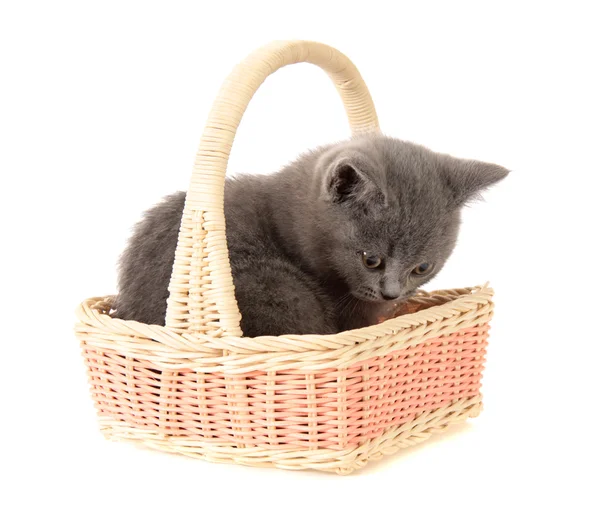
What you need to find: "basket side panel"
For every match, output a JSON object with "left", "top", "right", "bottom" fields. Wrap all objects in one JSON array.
[
  {"left": 345, "top": 325, "right": 488, "bottom": 445},
  {"left": 81, "top": 325, "right": 488, "bottom": 450}
]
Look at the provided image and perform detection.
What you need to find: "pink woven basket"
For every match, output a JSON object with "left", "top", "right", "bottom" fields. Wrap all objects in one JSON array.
[{"left": 75, "top": 40, "right": 495, "bottom": 474}]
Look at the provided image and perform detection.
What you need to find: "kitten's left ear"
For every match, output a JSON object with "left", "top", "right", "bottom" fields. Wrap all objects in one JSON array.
[{"left": 441, "top": 156, "right": 510, "bottom": 206}]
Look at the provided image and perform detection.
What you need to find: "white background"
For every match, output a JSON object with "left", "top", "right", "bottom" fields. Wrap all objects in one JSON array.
[{"left": 1, "top": 1, "right": 599, "bottom": 513}]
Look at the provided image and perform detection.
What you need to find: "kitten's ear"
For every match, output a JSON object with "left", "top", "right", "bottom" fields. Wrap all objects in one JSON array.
[
  {"left": 441, "top": 156, "right": 510, "bottom": 206},
  {"left": 324, "top": 158, "right": 384, "bottom": 205}
]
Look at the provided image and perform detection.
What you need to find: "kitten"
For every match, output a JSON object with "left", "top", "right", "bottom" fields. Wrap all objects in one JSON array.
[{"left": 113, "top": 134, "right": 508, "bottom": 336}]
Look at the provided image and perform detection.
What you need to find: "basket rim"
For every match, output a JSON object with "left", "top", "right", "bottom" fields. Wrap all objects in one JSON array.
[{"left": 76, "top": 284, "right": 493, "bottom": 372}]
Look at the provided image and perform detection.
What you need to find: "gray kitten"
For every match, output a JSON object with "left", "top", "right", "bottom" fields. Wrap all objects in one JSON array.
[{"left": 113, "top": 135, "right": 508, "bottom": 336}]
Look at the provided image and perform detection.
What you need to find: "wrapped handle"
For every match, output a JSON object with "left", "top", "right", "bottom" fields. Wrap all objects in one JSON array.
[{"left": 165, "top": 40, "right": 381, "bottom": 336}]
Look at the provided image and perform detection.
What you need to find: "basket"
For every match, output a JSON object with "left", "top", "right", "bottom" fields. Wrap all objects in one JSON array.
[{"left": 76, "top": 40, "right": 495, "bottom": 474}]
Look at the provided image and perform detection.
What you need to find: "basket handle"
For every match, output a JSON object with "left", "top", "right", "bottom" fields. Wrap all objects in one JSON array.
[{"left": 165, "top": 40, "right": 381, "bottom": 336}]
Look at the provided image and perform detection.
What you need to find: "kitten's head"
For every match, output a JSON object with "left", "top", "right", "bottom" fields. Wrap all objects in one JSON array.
[{"left": 315, "top": 135, "right": 508, "bottom": 303}]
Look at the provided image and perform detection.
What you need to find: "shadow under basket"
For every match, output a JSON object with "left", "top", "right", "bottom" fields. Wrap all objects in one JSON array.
[{"left": 75, "top": 40, "right": 496, "bottom": 474}]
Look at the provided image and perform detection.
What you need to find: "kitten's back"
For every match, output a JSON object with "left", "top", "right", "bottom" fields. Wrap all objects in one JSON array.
[{"left": 113, "top": 191, "right": 186, "bottom": 325}]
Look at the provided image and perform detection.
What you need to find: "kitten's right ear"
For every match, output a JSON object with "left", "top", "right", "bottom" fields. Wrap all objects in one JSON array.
[
  {"left": 327, "top": 162, "right": 362, "bottom": 202},
  {"left": 323, "top": 158, "right": 383, "bottom": 206}
]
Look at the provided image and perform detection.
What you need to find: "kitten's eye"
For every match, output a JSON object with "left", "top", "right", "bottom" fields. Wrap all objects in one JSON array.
[
  {"left": 412, "top": 263, "right": 432, "bottom": 275},
  {"left": 361, "top": 253, "right": 383, "bottom": 269}
]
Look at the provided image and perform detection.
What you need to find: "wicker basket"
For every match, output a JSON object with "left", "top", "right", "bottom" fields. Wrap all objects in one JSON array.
[{"left": 75, "top": 40, "right": 494, "bottom": 474}]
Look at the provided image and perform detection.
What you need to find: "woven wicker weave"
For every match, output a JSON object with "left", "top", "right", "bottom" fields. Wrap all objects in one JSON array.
[{"left": 75, "top": 40, "right": 494, "bottom": 474}]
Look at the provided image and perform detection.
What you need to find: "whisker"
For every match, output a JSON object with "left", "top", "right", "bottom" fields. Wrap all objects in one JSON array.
[{"left": 333, "top": 291, "right": 351, "bottom": 307}]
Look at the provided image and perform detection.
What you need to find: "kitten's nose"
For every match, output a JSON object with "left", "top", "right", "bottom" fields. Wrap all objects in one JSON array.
[{"left": 381, "top": 277, "right": 402, "bottom": 301}]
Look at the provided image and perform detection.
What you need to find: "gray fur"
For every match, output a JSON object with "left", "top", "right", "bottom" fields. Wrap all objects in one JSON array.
[{"left": 113, "top": 134, "right": 508, "bottom": 336}]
